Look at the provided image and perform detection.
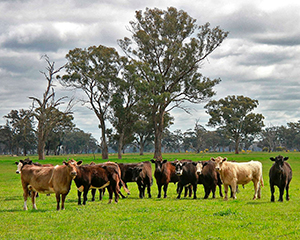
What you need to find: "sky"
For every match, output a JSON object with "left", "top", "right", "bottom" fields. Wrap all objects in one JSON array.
[{"left": 1, "top": 0, "right": 300, "bottom": 141}]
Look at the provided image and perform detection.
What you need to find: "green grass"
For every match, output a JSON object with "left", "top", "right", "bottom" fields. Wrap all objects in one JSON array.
[{"left": 1, "top": 152, "right": 300, "bottom": 239}]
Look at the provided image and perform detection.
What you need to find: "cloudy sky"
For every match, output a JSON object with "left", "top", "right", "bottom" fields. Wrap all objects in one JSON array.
[{"left": 1, "top": 0, "right": 300, "bottom": 140}]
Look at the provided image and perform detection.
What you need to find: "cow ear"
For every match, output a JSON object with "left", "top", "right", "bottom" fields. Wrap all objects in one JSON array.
[
  {"left": 15, "top": 161, "right": 19, "bottom": 165},
  {"left": 77, "top": 160, "right": 83, "bottom": 165},
  {"left": 210, "top": 157, "right": 215, "bottom": 161},
  {"left": 171, "top": 162, "right": 176, "bottom": 166},
  {"left": 139, "top": 168, "right": 143, "bottom": 172},
  {"left": 20, "top": 160, "right": 24, "bottom": 164},
  {"left": 203, "top": 162, "right": 208, "bottom": 167},
  {"left": 63, "top": 161, "right": 68, "bottom": 166},
  {"left": 270, "top": 157, "right": 275, "bottom": 161},
  {"left": 284, "top": 157, "right": 289, "bottom": 161},
  {"left": 192, "top": 162, "right": 197, "bottom": 166},
  {"left": 222, "top": 158, "right": 227, "bottom": 162},
  {"left": 150, "top": 159, "right": 155, "bottom": 163},
  {"left": 182, "top": 162, "right": 187, "bottom": 166},
  {"left": 162, "top": 159, "right": 168, "bottom": 164},
  {"left": 28, "top": 160, "right": 32, "bottom": 164}
]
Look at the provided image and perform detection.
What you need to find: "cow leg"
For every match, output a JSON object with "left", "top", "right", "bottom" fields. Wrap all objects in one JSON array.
[
  {"left": 270, "top": 184, "right": 275, "bottom": 202},
  {"left": 223, "top": 184, "right": 229, "bottom": 200},
  {"left": 203, "top": 185, "right": 210, "bottom": 199},
  {"left": 137, "top": 183, "right": 144, "bottom": 199},
  {"left": 258, "top": 183, "right": 261, "bottom": 199},
  {"left": 231, "top": 182, "right": 237, "bottom": 199},
  {"left": 91, "top": 189, "right": 96, "bottom": 201},
  {"left": 177, "top": 183, "right": 183, "bottom": 199},
  {"left": 278, "top": 186, "right": 284, "bottom": 202},
  {"left": 163, "top": 184, "right": 169, "bottom": 198},
  {"left": 218, "top": 184, "right": 223, "bottom": 197},
  {"left": 252, "top": 179, "right": 259, "bottom": 200},
  {"left": 192, "top": 184, "right": 197, "bottom": 199},
  {"left": 286, "top": 183, "right": 290, "bottom": 201},
  {"left": 31, "top": 191, "right": 38, "bottom": 210},
  {"left": 184, "top": 187, "right": 188, "bottom": 197},
  {"left": 147, "top": 184, "right": 152, "bottom": 198},
  {"left": 22, "top": 184, "right": 30, "bottom": 210},
  {"left": 157, "top": 184, "right": 162, "bottom": 198},
  {"left": 212, "top": 185, "right": 216, "bottom": 199},
  {"left": 77, "top": 190, "right": 82, "bottom": 205},
  {"left": 107, "top": 186, "right": 113, "bottom": 204},
  {"left": 99, "top": 189, "right": 104, "bottom": 200},
  {"left": 61, "top": 194, "right": 67, "bottom": 210},
  {"left": 56, "top": 193, "right": 61, "bottom": 211},
  {"left": 83, "top": 189, "right": 89, "bottom": 205}
]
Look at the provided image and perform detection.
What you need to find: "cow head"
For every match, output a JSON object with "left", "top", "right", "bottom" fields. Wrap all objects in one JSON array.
[
  {"left": 171, "top": 160, "right": 191, "bottom": 176},
  {"left": 151, "top": 159, "right": 168, "bottom": 172},
  {"left": 15, "top": 158, "right": 32, "bottom": 174},
  {"left": 131, "top": 165, "right": 143, "bottom": 182},
  {"left": 270, "top": 155, "right": 288, "bottom": 172},
  {"left": 196, "top": 161, "right": 208, "bottom": 175},
  {"left": 63, "top": 159, "right": 82, "bottom": 179},
  {"left": 211, "top": 156, "right": 227, "bottom": 172}
]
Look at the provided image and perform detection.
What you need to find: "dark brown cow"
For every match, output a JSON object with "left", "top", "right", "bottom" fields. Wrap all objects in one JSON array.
[
  {"left": 196, "top": 161, "right": 223, "bottom": 199},
  {"left": 74, "top": 161, "right": 122, "bottom": 204},
  {"left": 20, "top": 159, "right": 79, "bottom": 210},
  {"left": 269, "top": 155, "right": 292, "bottom": 202},
  {"left": 130, "top": 161, "right": 153, "bottom": 198}
]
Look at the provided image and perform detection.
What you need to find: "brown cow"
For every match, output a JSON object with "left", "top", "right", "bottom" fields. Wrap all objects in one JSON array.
[
  {"left": 211, "top": 156, "right": 264, "bottom": 200},
  {"left": 74, "top": 161, "right": 123, "bottom": 204},
  {"left": 130, "top": 161, "right": 153, "bottom": 198},
  {"left": 20, "top": 159, "right": 79, "bottom": 210}
]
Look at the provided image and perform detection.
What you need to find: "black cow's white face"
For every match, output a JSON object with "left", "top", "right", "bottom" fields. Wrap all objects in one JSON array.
[
  {"left": 196, "top": 162, "right": 203, "bottom": 175},
  {"left": 174, "top": 162, "right": 184, "bottom": 176}
]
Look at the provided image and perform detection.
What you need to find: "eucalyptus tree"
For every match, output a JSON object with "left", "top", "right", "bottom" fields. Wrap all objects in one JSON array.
[
  {"left": 30, "top": 56, "right": 73, "bottom": 160},
  {"left": 4, "top": 109, "right": 36, "bottom": 155},
  {"left": 61, "top": 45, "right": 122, "bottom": 159},
  {"left": 205, "top": 95, "right": 264, "bottom": 154},
  {"left": 118, "top": 7, "right": 228, "bottom": 159}
]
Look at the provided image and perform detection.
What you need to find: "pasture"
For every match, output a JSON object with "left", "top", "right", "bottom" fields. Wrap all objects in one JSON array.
[{"left": 1, "top": 152, "right": 300, "bottom": 239}]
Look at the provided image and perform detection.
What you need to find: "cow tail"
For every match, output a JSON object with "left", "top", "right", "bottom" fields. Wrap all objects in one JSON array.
[
  {"left": 113, "top": 168, "right": 130, "bottom": 195},
  {"left": 260, "top": 174, "right": 264, "bottom": 187}
]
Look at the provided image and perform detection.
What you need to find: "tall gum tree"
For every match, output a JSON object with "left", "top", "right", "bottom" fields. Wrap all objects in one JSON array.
[
  {"left": 61, "top": 45, "right": 121, "bottom": 159},
  {"left": 118, "top": 7, "right": 228, "bottom": 159},
  {"left": 205, "top": 95, "right": 265, "bottom": 154}
]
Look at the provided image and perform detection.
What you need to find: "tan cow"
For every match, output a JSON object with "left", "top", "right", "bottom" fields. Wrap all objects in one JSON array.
[
  {"left": 211, "top": 156, "right": 264, "bottom": 200},
  {"left": 20, "top": 159, "right": 79, "bottom": 210}
]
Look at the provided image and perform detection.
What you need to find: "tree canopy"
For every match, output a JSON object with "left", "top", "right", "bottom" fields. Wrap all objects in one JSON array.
[{"left": 205, "top": 95, "right": 265, "bottom": 154}]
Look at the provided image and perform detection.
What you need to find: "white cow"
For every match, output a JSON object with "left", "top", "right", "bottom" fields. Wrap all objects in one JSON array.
[{"left": 211, "top": 156, "right": 264, "bottom": 200}]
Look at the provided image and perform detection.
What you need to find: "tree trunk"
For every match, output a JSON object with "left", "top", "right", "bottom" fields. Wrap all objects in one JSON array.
[
  {"left": 235, "top": 137, "right": 240, "bottom": 154},
  {"left": 37, "top": 122, "right": 45, "bottom": 160},
  {"left": 117, "top": 131, "right": 124, "bottom": 159},
  {"left": 100, "top": 122, "right": 108, "bottom": 159},
  {"left": 153, "top": 110, "right": 164, "bottom": 160},
  {"left": 139, "top": 141, "right": 144, "bottom": 155}
]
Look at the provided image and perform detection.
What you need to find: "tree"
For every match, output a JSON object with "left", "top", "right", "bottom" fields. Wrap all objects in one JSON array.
[
  {"left": 30, "top": 55, "right": 73, "bottom": 160},
  {"left": 183, "top": 120, "right": 207, "bottom": 153},
  {"left": 205, "top": 95, "right": 264, "bottom": 154},
  {"left": 4, "top": 109, "right": 36, "bottom": 156},
  {"left": 61, "top": 45, "right": 121, "bottom": 159},
  {"left": 132, "top": 118, "right": 154, "bottom": 155},
  {"left": 109, "top": 60, "right": 142, "bottom": 159},
  {"left": 118, "top": 7, "right": 228, "bottom": 159}
]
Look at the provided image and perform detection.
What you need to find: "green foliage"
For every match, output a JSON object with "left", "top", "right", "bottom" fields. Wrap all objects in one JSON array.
[
  {"left": 205, "top": 95, "right": 265, "bottom": 153},
  {"left": 1, "top": 152, "right": 300, "bottom": 239}
]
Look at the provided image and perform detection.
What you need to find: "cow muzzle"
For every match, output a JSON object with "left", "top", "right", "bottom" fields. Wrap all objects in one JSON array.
[
  {"left": 16, "top": 170, "right": 21, "bottom": 174},
  {"left": 175, "top": 170, "right": 183, "bottom": 176}
]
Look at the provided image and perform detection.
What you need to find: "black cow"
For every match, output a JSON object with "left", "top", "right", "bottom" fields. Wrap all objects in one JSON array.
[
  {"left": 131, "top": 161, "right": 153, "bottom": 198},
  {"left": 196, "top": 161, "right": 223, "bottom": 199},
  {"left": 172, "top": 161, "right": 198, "bottom": 199},
  {"left": 269, "top": 155, "right": 292, "bottom": 202}
]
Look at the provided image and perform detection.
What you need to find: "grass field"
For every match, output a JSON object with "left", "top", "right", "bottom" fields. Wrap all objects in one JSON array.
[{"left": 1, "top": 152, "right": 300, "bottom": 239}]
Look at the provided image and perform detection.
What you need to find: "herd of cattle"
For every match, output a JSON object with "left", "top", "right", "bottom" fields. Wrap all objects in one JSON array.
[{"left": 15, "top": 155, "right": 292, "bottom": 210}]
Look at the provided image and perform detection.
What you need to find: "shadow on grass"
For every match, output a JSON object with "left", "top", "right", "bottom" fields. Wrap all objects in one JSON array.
[{"left": 246, "top": 200, "right": 270, "bottom": 205}]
